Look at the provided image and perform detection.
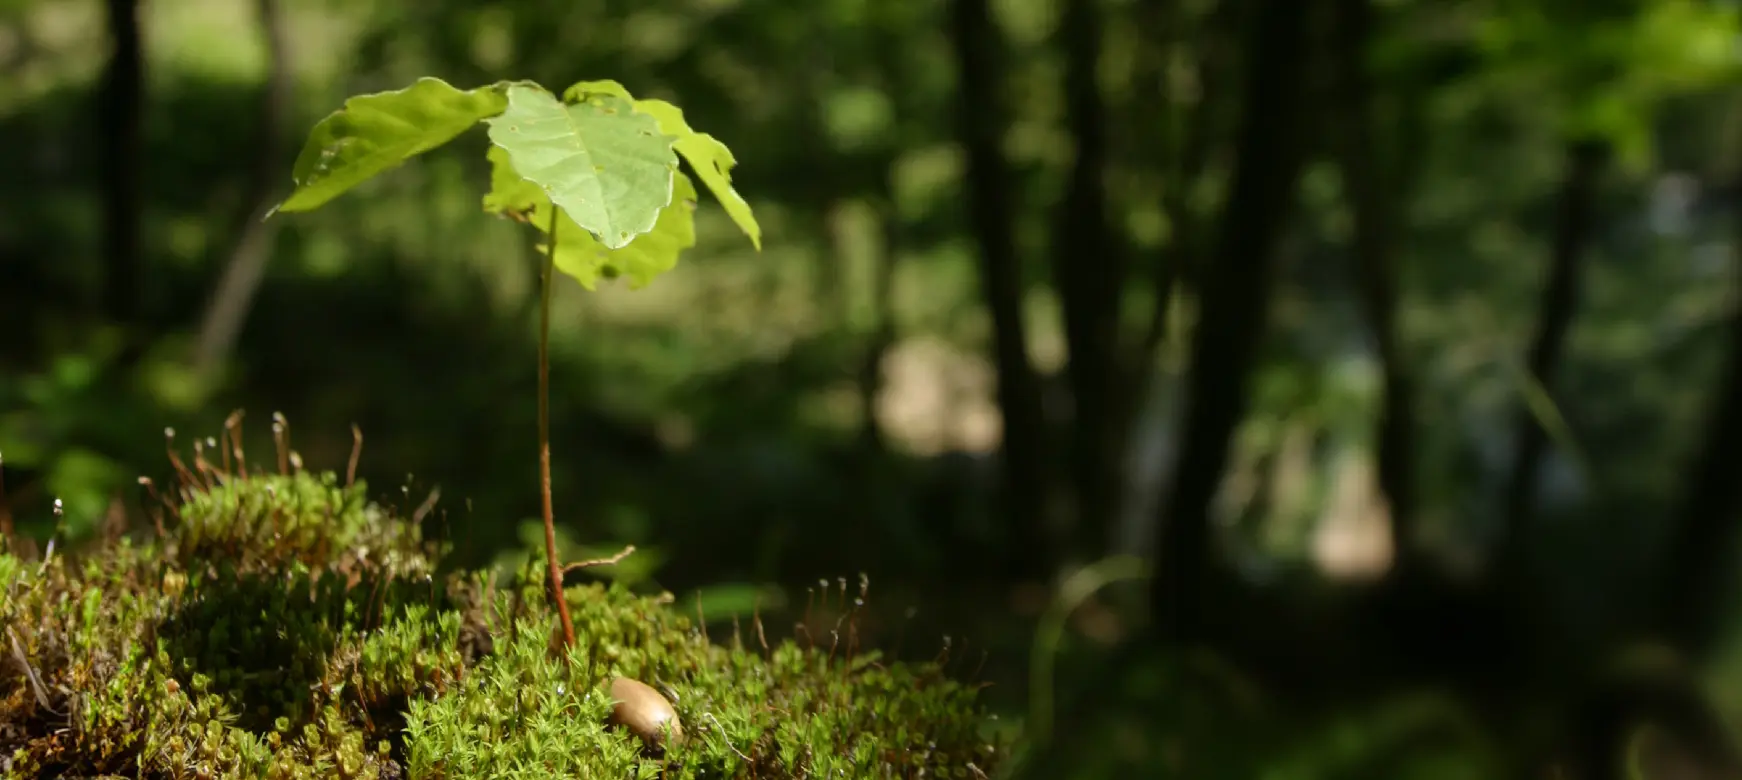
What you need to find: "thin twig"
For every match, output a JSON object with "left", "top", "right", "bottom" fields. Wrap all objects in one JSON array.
[
  {"left": 561, "top": 544, "right": 636, "bottom": 573},
  {"left": 704, "top": 712, "right": 752, "bottom": 762}
]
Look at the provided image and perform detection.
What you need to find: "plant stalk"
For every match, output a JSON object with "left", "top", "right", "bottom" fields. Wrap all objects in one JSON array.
[{"left": 539, "top": 207, "right": 577, "bottom": 651}]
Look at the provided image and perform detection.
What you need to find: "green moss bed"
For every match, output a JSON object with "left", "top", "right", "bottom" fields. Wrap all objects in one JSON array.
[{"left": 0, "top": 437, "right": 1002, "bottom": 779}]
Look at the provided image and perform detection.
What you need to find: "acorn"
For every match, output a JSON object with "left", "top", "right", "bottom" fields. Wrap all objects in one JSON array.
[{"left": 607, "top": 677, "right": 684, "bottom": 748}]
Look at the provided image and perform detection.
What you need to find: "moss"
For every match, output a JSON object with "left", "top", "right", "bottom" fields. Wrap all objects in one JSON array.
[{"left": 0, "top": 429, "right": 1000, "bottom": 779}]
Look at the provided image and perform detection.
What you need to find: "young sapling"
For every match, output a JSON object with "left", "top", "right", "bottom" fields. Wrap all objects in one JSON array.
[{"left": 269, "top": 76, "right": 760, "bottom": 650}]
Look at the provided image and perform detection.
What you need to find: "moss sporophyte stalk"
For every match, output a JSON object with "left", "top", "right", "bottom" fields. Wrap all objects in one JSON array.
[{"left": 0, "top": 415, "right": 1002, "bottom": 779}]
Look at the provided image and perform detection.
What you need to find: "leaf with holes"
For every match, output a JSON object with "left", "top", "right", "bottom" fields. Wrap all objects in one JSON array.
[
  {"left": 272, "top": 78, "right": 510, "bottom": 215},
  {"left": 562, "top": 82, "right": 761, "bottom": 251},
  {"left": 586, "top": 171, "right": 697, "bottom": 289},
  {"left": 484, "top": 146, "right": 696, "bottom": 290},
  {"left": 485, "top": 85, "right": 678, "bottom": 250}
]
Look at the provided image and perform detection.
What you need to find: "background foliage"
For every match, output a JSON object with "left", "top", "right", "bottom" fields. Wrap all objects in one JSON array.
[{"left": 4, "top": 0, "right": 1742, "bottom": 775}]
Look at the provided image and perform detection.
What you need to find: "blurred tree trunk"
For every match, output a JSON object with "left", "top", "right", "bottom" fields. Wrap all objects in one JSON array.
[
  {"left": 1657, "top": 152, "right": 1742, "bottom": 658},
  {"left": 856, "top": 4, "right": 919, "bottom": 457},
  {"left": 99, "top": 0, "right": 143, "bottom": 325},
  {"left": 1498, "top": 140, "right": 1606, "bottom": 576},
  {"left": 950, "top": 0, "right": 1056, "bottom": 577},
  {"left": 192, "top": 0, "right": 291, "bottom": 377},
  {"left": 1049, "top": 0, "right": 1126, "bottom": 561},
  {"left": 856, "top": 196, "right": 900, "bottom": 455},
  {"left": 1106, "top": 0, "right": 1231, "bottom": 562},
  {"left": 1151, "top": 0, "right": 1313, "bottom": 642},
  {"left": 1130, "top": 0, "right": 1227, "bottom": 359},
  {"left": 1330, "top": 0, "right": 1420, "bottom": 576}
]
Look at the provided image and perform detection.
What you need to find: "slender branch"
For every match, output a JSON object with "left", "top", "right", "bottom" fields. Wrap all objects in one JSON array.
[
  {"left": 540, "top": 207, "right": 577, "bottom": 651},
  {"left": 563, "top": 544, "right": 636, "bottom": 573}
]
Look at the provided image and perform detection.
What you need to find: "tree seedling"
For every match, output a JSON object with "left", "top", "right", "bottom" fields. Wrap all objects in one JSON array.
[{"left": 269, "top": 77, "right": 761, "bottom": 650}]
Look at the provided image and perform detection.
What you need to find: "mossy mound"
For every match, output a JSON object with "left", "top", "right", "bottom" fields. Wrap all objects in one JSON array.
[{"left": 0, "top": 434, "right": 1000, "bottom": 779}]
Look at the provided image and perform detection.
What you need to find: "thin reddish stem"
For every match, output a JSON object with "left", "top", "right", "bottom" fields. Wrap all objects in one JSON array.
[{"left": 539, "top": 207, "right": 577, "bottom": 651}]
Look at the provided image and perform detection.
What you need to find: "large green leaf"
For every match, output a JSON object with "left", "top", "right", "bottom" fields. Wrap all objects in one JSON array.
[
  {"left": 484, "top": 146, "right": 697, "bottom": 290},
  {"left": 485, "top": 85, "right": 678, "bottom": 250},
  {"left": 272, "top": 78, "right": 509, "bottom": 215},
  {"left": 564, "top": 81, "right": 762, "bottom": 251}
]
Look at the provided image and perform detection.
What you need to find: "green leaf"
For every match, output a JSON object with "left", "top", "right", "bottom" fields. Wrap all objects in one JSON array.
[
  {"left": 585, "top": 171, "right": 697, "bottom": 289},
  {"left": 629, "top": 99, "right": 763, "bottom": 251},
  {"left": 484, "top": 146, "right": 697, "bottom": 290},
  {"left": 482, "top": 144, "right": 546, "bottom": 218},
  {"left": 561, "top": 80, "right": 633, "bottom": 103},
  {"left": 485, "top": 85, "right": 678, "bottom": 250},
  {"left": 272, "top": 78, "right": 509, "bottom": 215}
]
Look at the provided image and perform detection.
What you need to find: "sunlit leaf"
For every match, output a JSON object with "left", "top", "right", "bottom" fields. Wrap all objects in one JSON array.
[
  {"left": 482, "top": 144, "right": 546, "bottom": 218},
  {"left": 485, "top": 85, "right": 678, "bottom": 250},
  {"left": 582, "top": 172, "right": 697, "bottom": 290},
  {"left": 626, "top": 99, "right": 763, "bottom": 251},
  {"left": 273, "top": 78, "right": 510, "bottom": 215},
  {"left": 561, "top": 80, "right": 634, "bottom": 102},
  {"left": 484, "top": 147, "right": 697, "bottom": 290}
]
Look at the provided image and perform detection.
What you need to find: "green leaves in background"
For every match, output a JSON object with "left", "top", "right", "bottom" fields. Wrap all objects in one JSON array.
[
  {"left": 566, "top": 80, "right": 763, "bottom": 251},
  {"left": 272, "top": 78, "right": 510, "bottom": 214},
  {"left": 1474, "top": 0, "right": 1742, "bottom": 169},
  {"left": 485, "top": 85, "right": 678, "bottom": 250}
]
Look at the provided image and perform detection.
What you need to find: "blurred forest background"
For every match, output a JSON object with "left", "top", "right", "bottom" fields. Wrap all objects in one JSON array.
[{"left": 4, "top": 0, "right": 1742, "bottom": 776}]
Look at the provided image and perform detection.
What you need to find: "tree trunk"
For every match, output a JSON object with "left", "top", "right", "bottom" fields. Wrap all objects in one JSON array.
[
  {"left": 99, "top": 0, "right": 143, "bottom": 325},
  {"left": 1656, "top": 156, "right": 1742, "bottom": 658},
  {"left": 192, "top": 0, "right": 291, "bottom": 377},
  {"left": 1050, "top": 0, "right": 1127, "bottom": 561},
  {"left": 1330, "top": 0, "right": 1419, "bottom": 577},
  {"left": 856, "top": 196, "right": 900, "bottom": 455},
  {"left": 1151, "top": 0, "right": 1314, "bottom": 643},
  {"left": 1497, "top": 141, "right": 1606, "bottom": 578},
  {"left": 950, "top": 0, "right": 1056, "bottom": 578}
]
